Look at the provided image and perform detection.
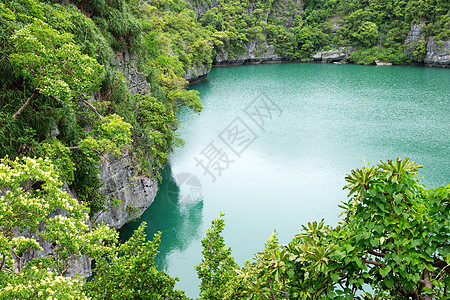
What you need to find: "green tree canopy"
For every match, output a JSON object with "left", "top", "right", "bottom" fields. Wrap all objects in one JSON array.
[
  {"left": 196, "top": 158, "right": 450, "bottom": 299},
  {"left": 10, "top": 19, "right": 104, "bottom": 118}
]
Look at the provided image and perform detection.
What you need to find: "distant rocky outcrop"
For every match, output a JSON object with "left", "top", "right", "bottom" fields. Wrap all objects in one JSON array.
[
  {"left": 214, "top": 38, "right": 286, "bottom": 65},
  {"left": 425, "top": 38, "right": 450, "bottom": 66},
  {"left": 405, "top": 23, "right": 449, "bottom": 66},
  {"left": 185, "top": 65, "right": 210, "bottom": 83},
  {"left": 312, "top": 47, "right": 354, "bottom": 62}
]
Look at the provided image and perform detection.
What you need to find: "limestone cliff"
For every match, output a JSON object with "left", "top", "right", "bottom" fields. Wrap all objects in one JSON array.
[
  {"left": 185, "top": 65, "right": 210, "bottom": 83},
  {"left": 112, "top": 50, "right": 150, "bottom": 95},
  {"left": 404, "top": 23, "right": 450, "bottom": 66},
  {"left": 425, "top": 38, "right": 450, "bottom": 66},
  {"left": 214, "top": 37, "right": 286, "bottom": 65},
  {"left": 95, "top": 152, "right": 158, "bottom": 229},
  {"left": 312, "top": 47, "right": 354, "bottom": 62},
  {"left": 95, "top": 50, "right": 157, "bottom": 229}
]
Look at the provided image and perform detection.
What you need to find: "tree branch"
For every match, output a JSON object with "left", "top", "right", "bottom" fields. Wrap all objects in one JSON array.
[
  {"left": 2, "top": 267, "right": 18, "bottom": 275},
  {"left": 282, "top": 275, "right": 289, "bottom": 300},
  {"left": 368, "top": 249, "right": 385, "bottom": 258},
  {"left": 267, "top": 282, "right": 277, "bottom": 300},
  {"left": 12, "top": 88, "right": 41, "bottom": 119},
  {"left": 423, "top": 269, "right": 433, "bottom": 300},
  {"left": 436, "top": 263, "right": 450, "bottom": 279},
  {"left": 364, "top": 260, "right": 385, "bottom": 267},
  {"left": 0, "top": 254, "right": 5, "bottom": 271},
  {"left": 81, "top": 100, "right": 103, "bottom": 120},
  {"left": 61, "top": 254, "right": 78, "bottom": 275},
  {"left": 315, "top": 284, "right": 329, "bottom": 300}
]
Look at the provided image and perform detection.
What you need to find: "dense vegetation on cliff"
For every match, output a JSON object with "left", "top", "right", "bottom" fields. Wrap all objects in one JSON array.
[
  {"left": 193, "top": 0, "right": 449, "bottom": 63},
  {"left": 0, "top": 0, "right": 211, "bottom": 214},
  {"left": 0, "top": 0, "right": 449, "bottom": 299}
]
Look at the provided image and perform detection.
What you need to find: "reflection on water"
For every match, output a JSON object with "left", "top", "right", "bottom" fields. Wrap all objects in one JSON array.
[{"left": 119, "top": 165, "right": 203, "bottom": 270}]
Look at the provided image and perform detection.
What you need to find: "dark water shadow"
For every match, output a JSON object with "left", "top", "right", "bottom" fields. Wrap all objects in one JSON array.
[{"left": 119, "top": 164, "right": 204, "bottom": 270}]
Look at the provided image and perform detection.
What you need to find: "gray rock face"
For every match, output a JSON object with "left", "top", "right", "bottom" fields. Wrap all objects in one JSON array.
[
  {"left": 405, "top": 23, "right": 449, "bottom": 66},
  {"left": 95, "top": 152, "right": 158, "bottom": 229},
  {"left": 112, "top": 50, "right": 150, "bottom": 95},
  {"left": 312, "top": 47, "right": 354, "bottom": 62},
  {"left": 16, "top": 208, "right": 92, "bottom": 278},
  {"left": 97, "top": 50, "right": 158, "bottom": 230},
  {"left": 406, "top": 23, "right": 425, "bottom": 43},
  {"left": 214, "top": 38, "right": 284, "bottom": 65},
  {"left": 425, "top": 38, "right": 450, "bottom": 66},
  {"left": 185, "top": 65, "right": 210, "bottom": 83}
]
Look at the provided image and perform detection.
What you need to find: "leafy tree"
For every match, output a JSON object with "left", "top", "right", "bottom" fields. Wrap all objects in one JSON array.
[
  {"left": 197, "top": 159, "right": 450, "bottom": 299},
  {"left": 10, "top": 19, "right": 104, "bottom": 119},
  {"left": 0, "top": 156, "right": 117, "bottom": 299},
  {"left": 84, "top": 222, "right": 189, "bottom": 300},
  {"left": 340, "top": 158, "right": 449, "bottom": 299},
  {"left": 195, "top": 212, "right": 239, "bottom": 300},
  {"left": 0, "top": 156, "right": 192, "bottom": 299},
  {"left": 133, "top": 94, "right": 180, "bottom": 178},
  {"left": 350, "top": 46, "right": 409, "bottom": 64}
]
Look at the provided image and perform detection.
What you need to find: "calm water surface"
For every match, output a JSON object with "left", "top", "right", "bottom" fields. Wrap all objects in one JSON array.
[{"left": 121, "top": 63, "right": 450, "bottom": 298}]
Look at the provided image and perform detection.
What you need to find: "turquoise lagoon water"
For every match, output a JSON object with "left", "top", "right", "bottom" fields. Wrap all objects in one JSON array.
[{"left": 121, "top": 63, "right": 450, "bottom": 298}]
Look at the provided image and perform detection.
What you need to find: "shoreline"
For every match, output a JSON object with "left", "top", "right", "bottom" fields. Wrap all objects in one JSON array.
[{"left": 188, "top": 59, "right": 448, "bottom": 85}]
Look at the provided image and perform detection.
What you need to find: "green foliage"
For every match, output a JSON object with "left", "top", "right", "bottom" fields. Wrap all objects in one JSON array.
[
  {"left": 339, "top": 158, "right": 449, "bottom": 298},
  {"left": 424, "top": 13, "right": 450, "bottom": 43},
  {"left": 135, "top": 0, "right": 210, "bottom": 109},
  {"left": 132, "top": 94, "right": 178, "bottom": 178},
  {"left": 0, "top": 265, "right": 89, "bottom": 299},
  {"left": 195, "top": 213, "right": 238, "bottom": 299},
  {"left": 0, "top": 156, "right": 117, "bottom": 299},
  {"left": 10, "top": 18, "right": 104, "bottom": 102},
  {"left": 88, "top": 0, "right": 143, "bottom": 52},
  {"left": 85, "top": 113, "right": 133, "bottom": 158},
  {"left": 350, "top": 46, "right": 409, "bottom": 64},
  {"left": 339, "top": 9, "right": 380, "bottom": 48},
  {"left": 84, "top": 222, "right": 189, "bottom": 300},
  {"left": 0, "top": 156, "right": 190, "bottom": 299},
  {"left": 197, "top": 159, "right": 450, "bottom": 299},
  {"left": 0, "top": 0, "right": 139, "bottom": 214},
  {"left": 294, "top": 25, "right": 331, "bottom": 59},
  {"left": 265, "top": 24, "right": 295, "bottom": 57},
  {"left": 406, "top": 40, "right": 428, "bottom": 62},
  {"left": 41, "top": 138, "right": 76, "bottom": 184}
]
